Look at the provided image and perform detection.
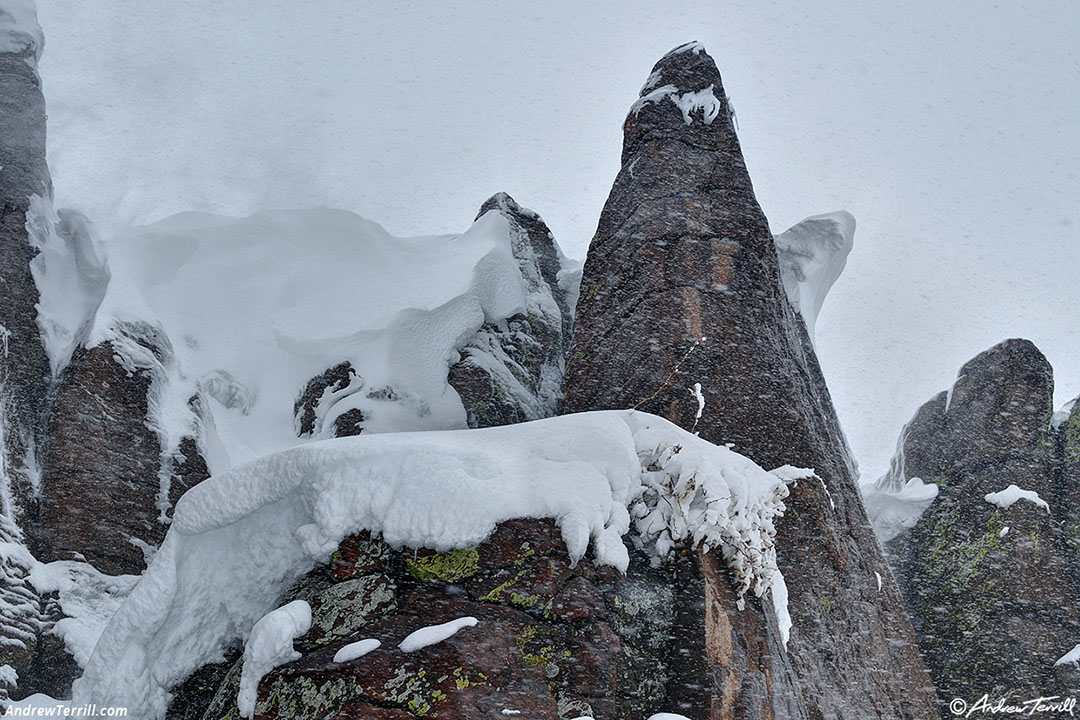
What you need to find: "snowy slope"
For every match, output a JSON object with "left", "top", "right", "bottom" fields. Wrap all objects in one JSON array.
[
  {"left": 11, "top": 198, "right": 576, "bottom": 701},
  {"left": 71, "top": 410, "right": 808, "bottom": 718}
]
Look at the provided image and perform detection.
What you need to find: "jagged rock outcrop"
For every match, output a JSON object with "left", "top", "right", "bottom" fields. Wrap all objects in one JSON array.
[
  {"left": 294, "top": 361, "right": 364, "bottom": 438},
  {"left": 563, "top": 42, "right": 936, "bottom": 719},
  {"left": 0, "top": 5, "right": 51, "bottom": 695},
  {"left": 448, "top": 193, "right": 572, "bottom": 429},
  {"left": 1058, "top": 397, "right": 1080, "bottom": 591},
  {"left": 876, "top": 338, "right": 1080, "bottom": 705},
  {"left": 293, "top": 193, "right": 572, "bottom": 438}
]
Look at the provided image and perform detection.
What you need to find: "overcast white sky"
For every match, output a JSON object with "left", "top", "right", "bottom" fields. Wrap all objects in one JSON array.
[{"left": 36, "top": 0, "right": 1080, "bottom": 481}]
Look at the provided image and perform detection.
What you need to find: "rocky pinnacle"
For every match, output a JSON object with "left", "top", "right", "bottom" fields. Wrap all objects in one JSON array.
[
  {"left": 881, "top": 339, "right": 1080, "bottom": 706},
  {"left": 563, "top": 42, "right": 938, "bottom": 719}
]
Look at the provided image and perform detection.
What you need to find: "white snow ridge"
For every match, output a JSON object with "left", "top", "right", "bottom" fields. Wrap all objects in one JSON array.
[{"left": 71, "top": 409, "right": 808, "bottom": 718}]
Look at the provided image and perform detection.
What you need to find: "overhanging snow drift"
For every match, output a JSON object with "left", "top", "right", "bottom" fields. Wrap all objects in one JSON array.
[{"left": 72, "top": 410, "right": 807, "bottom": 718}]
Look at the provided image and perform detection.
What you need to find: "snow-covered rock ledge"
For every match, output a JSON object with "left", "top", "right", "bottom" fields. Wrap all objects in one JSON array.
[{"left": 72, "top": 409, "right": 809, "bottom": 718}]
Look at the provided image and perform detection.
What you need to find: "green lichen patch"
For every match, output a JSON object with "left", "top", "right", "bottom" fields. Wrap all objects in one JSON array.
[
  {"left": 1064, "top": 406, "right": 1080, "bottom": 462},
  {"left": 450, "top": 666, "right": 489, "bottom": 692},
  {"left": 923, "top": 503, "right": 1005, "bottom": 586},
  {"left": 376, "top": 665, "right": 488, "bottom": 716},
  {"left": 257, "top": 675, "right": 356, "bottom": 720},
  {"left": 477, "top": 567, "right": 556, "bottom": 618},
  {"left": 256, "top": 661, "right": 492, "bottom": 720},
  {"left": 405, "top": 548, "right": 480, "bottom": 584},
  {"left": 380, "top": 667, "right": 440, "bottom": 716},
  {"left": 515, "top": 625, "right": 571, "bottom": 670},
  {"left": 910, "top": 498, "right": 1012, "bottom": 696}
]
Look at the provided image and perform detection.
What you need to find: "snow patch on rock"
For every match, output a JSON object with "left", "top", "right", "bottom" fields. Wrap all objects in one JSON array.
[
  {"left": 0, "top": 0, "right": 43, "bottom": 59},
  {"left": 984, "top": 484, "right": 1049, "bottom": 512},
  {"left": 1055, "top": 643, "right": 1080, "bottom": 667},
  {"left": 332, "top": 638, "right": 380, "bottom": 664},
  {"left": 630, "top": 83, "right": 723, "bottom": 126},
  {"left": 26, "top": 560, "right": 139, "bottom": 669},
  {"left": 664, "top": 40, "right": 705, "bottom": 57},
  {"left": 0, "top": 663, "right": 15, "bottom": 688},
  {"left": 398, "top": 616, "right": 478, "bottom": 653},
  {"left": 237, "top": 600, "right": 311, "bottom": 719}
]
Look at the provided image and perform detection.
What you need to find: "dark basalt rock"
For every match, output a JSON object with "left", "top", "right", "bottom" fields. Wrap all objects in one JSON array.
[
  {"left": 878, "top": 338, "right": 1080, "bottom": 706},
  {"left": 36, "top": 336, "right": 161, "bottom": 575},
  {"left": 563, "top": 42, "right": 936, "bottom": 719},
  {"left": 37, "top": 323, "right": 209, "bottom": 578},
  {"left": 332, "top": 409, "right": 366, "bottom": 438},
  {"left": 448, "top": 193, "right": 571, "bottom": 429}
]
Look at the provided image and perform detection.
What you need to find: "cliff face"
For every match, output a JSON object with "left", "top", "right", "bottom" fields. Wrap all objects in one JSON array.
[
  {"left": 0, "top": 7, "right": 51, "bottom": 695},
  {"left": 36, "top": 327, "right": 210, "bottom": 576},
  {"left": 878, "top": 338, "right": 1080, "bottom": 705},
  {"left": 563, "top": 43, "right": 937, "bottom": 719}
]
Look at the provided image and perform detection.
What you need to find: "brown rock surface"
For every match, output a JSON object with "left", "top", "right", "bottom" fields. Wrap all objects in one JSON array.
[
  {"left": 37, "top": 324, "right": 209, "bottom": 577},
  {"left": 563, "top": 42, "right": 936, "bottom": 719}
]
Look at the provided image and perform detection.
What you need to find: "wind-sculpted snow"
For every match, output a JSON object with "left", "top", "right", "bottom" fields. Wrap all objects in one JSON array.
[
  {"left": 774, "top": 211, "right": 855, "bottom": 345},
  {"left": 0, "top": 0, "right": 42, "bottom": 58},
  {"left": 71, "top": 410, "right": 805, "bottom": 719},
  {"left": 85, "top": 208, "right": 532, "bottom": 471},
  {"left": 236, "top": 600, "right": 311, "bottom": 719},
  {"left": 26, "top": 196, "right": 109, "bottom": 376}
]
